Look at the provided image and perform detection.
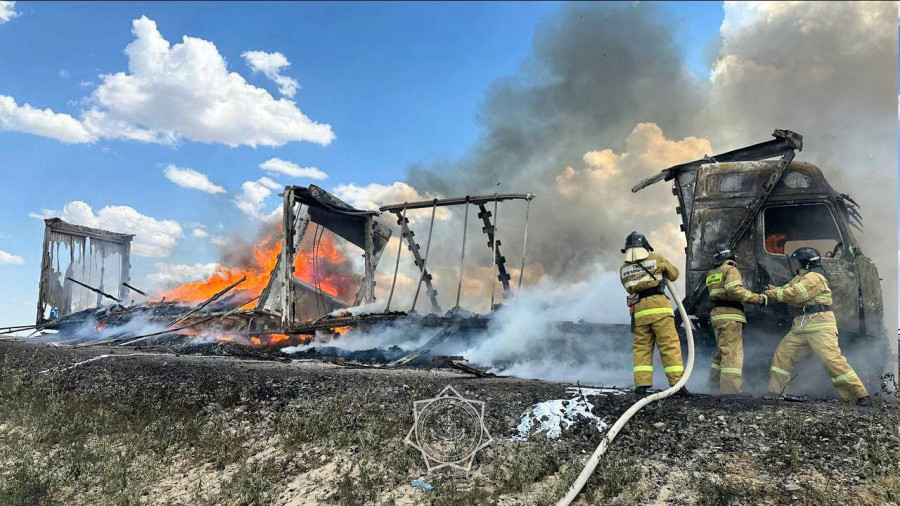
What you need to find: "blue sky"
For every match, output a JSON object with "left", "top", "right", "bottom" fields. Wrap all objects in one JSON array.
[{"left": 0, "top": 2, "right": 724, "bottom": 325}]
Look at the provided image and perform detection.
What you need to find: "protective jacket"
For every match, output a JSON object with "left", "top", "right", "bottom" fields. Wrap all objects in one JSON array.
[
  {"left": 620, "top": 252, "right": 683, "bottom": 388},
  {"left": 764, "top": 271, "right": 835, "bottom": 333},
  {"left": 706, "top": 260, "right": 765, "bottom": 324},
  {"left": 764, "top": 270, "right": 868, "bottom": 402},
  {"left": 620, "top": 253, "right": 679, "bottom": 327}
]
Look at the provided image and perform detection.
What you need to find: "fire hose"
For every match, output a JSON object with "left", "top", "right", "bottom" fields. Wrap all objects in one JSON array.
[{"left": 556, "top": 277, "right": 695, "bottom": 505}]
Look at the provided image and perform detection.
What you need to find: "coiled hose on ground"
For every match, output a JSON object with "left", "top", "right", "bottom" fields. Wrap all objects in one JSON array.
[{"left": 556, "top": 278, "right": 695, "bottom": 506}]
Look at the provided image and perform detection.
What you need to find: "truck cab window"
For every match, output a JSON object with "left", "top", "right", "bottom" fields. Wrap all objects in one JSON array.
[{"left": 763, "top": 204, "right": 843, "bottom": 258}]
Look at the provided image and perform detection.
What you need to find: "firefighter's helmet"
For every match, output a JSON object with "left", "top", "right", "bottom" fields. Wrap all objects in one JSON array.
[
  {"left": 622, "top": 231, "right": 653, "bottom": 262},
  {"left": 790, "top": 247, "right": 822, "bottom": 269},
  {"left": 790, "top": 247, "right": 825, "bottom": 274},
  {"left": 713, "top": 245, "right": 735, "bottom": 265}
]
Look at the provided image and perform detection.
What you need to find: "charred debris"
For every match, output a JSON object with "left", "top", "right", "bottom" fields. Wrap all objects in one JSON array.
[{"left": 6, "top": 185, "right": 574, "bottom": 373}]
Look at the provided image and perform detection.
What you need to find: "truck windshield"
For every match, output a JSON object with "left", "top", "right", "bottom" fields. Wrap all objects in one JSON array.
[{"left": 763, "top": 204, "right": 843, "bottom": 258}]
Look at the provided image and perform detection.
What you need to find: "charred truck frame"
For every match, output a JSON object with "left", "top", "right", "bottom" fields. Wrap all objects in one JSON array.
[
  {"left": 634, "top": 129, "right": 890, "bottom": 384},
  {"left": 272, "top": 187, "right": 539, "bottom": 335}
]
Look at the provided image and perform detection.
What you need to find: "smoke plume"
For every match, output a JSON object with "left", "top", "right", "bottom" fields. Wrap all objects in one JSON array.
[{"left": 374, "top": 2, "right": 897, "bottom": 338}]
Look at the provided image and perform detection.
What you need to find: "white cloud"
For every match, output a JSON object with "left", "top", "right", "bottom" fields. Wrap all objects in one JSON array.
[
  {"left": 58, "top": 69, "right": 69, "bottom": 79},
  {"left": 29, "top": 201, "right": 183, "bottom": 258},
  {"left": 191, "top": 228, "right": 209, "bottom": 238},
  {"left": 82, "top": 17, "right": 333, "bottom": 147},
  {"left": 147, "top": 262, "right": 221, "bottom": 286},
  {"left": 0, "top": 95, "right": 94, "bottom": 143},
  {"left": 242, "top": 50, "right": 299, "bottom": 98},
  {"left": 0, "top": 1, "right": 19, "bottom": 24},
  {"left": 163, "top": 164, "right": 226, "bottom": 194},
  {"left": 259, "top": 157, "right": 327, "bottom": 179},
  {"left": 259, "top": 177, "right": 280, "bottom": 189},
  {"left": 262, "top": 206, "right": 282, "bottom": 225},
  {"left": 234, "top": 177, "right": 282, "bottom": 219},
  {"left": 210, "top": 235, "right": 227, "bottom": 246},
  {"left": 0, "top": 249, "right": 24, "bottom": 265},
  {"left": 0, "top": 16, "right": 334, "bottom": 148}
]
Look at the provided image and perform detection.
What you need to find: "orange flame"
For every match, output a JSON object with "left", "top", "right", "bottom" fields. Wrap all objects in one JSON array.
[
  {"left": 194, "top": 331, "right": 311, "bottom": 349},
  {"left": 248, "top": 332, "right": 312, "bottom": 348},
  {"left": 765, "top": 233, "right": 788, "bottom": 254},
  {"left": 162, "top": 230, "right": 358, "bottom": 304}
]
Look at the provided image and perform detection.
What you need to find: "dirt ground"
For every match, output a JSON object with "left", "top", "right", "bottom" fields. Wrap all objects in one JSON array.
[{"left": 0, "top": 340, "right": 897, "bottom": 505}]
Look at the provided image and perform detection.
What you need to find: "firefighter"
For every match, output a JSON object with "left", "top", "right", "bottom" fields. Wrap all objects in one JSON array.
[
  {"left": 705, "top": 246, "right": 767, "bottom": 395},
  {"left": 619, "top": 231, "right": 688, "bottom": 396},
  {"left": 764, "top": 247, "right": 871, "bottom": 406}
]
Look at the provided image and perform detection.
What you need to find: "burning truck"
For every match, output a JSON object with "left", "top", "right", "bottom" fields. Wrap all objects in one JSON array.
[
  {"left": 634, "top": 129, "right": 891, "bottom": 387},
  {"left": 6, "top": 130, "right": 890, "bottom": 389}
]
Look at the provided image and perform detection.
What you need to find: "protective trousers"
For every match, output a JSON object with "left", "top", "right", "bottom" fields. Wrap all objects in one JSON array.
[
  {"left": 633, "top": 315, "right": 684, "bottom": 387},
  {"left": 707, "top": 321, "right": 743, "bottom": 394},
  {"left": 769, "top": 328, "right": 868, "bottom": 402}
]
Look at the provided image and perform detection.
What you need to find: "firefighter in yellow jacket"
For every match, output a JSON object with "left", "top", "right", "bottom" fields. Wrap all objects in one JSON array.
[
  {"left": 619, "top": 232, "right": 687, "bottom": 396},
  {"left": 764, "top": 247, "right": 871, "bottom": 406},
  {"left": 705, "top": 246, "right": 767, "bottom": 395}
]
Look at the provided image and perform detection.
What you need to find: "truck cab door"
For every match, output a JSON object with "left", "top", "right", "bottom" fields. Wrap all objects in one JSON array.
[{"left": 755, "top": 202, "right": 859, "bottom": 333}]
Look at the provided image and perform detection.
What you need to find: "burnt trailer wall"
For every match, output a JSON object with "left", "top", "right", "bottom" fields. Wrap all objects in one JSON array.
[{"left": 36, "top": 218, "right": 134, "bottom": 325}]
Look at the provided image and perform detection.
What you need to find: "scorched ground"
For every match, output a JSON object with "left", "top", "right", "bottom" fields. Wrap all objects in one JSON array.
[{"left": 0, "top": 341, "right": 896, "bottom": 505}]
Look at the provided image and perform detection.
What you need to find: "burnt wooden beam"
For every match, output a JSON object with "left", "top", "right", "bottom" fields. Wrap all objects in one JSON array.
[
  {"left": 122, "top": 282, "right": 147, "bottom": 297},
  {"left": 477, "top": 204, "right": 512, "bottom": 296},
  {"left": 393, "top": 210, "right": 441, "bottom": 314},
  {"left": 66, "top": 277, "right": 121, "bottom": 303}
]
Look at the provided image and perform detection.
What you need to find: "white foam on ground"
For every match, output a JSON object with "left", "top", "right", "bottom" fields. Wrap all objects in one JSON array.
[{"left": 510, "top": 395, "right": 608, "bottom": 442}]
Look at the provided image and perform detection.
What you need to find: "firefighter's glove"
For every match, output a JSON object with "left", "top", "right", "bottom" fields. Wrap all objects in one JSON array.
[
  {"left": 759, "top": 294, "right": 768, "bottom": 306},
  {"left": 626, "top": 293, "right": 639, "bottom": 306},
  {"left": 767, "top": 284, "right": 777, "bottom": 291}
]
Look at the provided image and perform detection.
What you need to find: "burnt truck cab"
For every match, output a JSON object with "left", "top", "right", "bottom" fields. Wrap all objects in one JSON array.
[
  {"left": 688, "top": 161, "right": 883, "bottom": 334},
  {"left": 634, "top": 130, "right": 889, "bottom": 388}
]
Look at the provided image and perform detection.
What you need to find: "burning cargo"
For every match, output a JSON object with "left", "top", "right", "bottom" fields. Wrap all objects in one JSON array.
[{"left": 19, "top": 185, "right": 549, "bottom": 371}]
